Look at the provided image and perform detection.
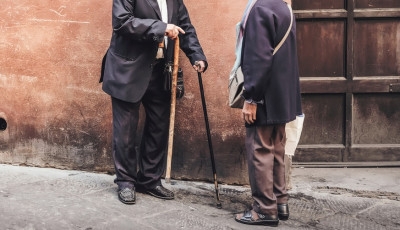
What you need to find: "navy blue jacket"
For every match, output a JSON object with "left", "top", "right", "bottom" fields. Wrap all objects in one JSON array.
[
  {"left": 241, "top": 0, "right": 302, "bottom": 125},
  {"left": 100, "top": 0, "right": 207, "bottom": 103}
]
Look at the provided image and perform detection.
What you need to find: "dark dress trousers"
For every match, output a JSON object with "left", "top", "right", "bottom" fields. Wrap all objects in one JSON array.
[
  {"left": 241, "top": 0, "right": 302, "bottom": 216},
  {"left": 100, "top": 0, "right": 207, "bottom": 189}
]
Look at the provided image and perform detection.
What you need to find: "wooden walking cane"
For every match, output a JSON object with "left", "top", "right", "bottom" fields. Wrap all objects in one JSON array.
[{"left": 165, "top": 37, "right": 180, "bottom": 183}]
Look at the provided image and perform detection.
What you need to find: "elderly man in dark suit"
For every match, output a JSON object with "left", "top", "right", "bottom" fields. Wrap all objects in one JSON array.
[
  {"left": 100, "top": 0, "right": 207, "bottom": 205},
  {"left": 234, "top": 0, "right": 302, "bottom": 227}
]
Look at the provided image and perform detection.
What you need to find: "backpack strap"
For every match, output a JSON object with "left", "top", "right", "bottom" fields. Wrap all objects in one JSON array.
[{"left": 273, "top": 3, "right": 293, "bottom": 55}]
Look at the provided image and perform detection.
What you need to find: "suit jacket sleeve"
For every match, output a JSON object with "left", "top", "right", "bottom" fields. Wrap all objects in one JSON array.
[
  {"left": 241, "top": 6, "right": 276, "bottom": 102},
  {"left": 177, "top": 0, "right": 207, "bottom": 66},
  {"left": 112, "top": 0, "right": 167, "bottom": 43}
]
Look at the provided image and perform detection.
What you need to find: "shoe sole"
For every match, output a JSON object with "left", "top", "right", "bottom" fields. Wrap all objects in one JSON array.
[
  {"left": 235, "top": 218, "right": 279, "bottom": 227},
  {"left": 278, "top": 214, "right": 289, "bottom": 221},
  {"left": 118, "top": 196, "right": 136, "bottom": 205},
  {"left": 146, "top": 191, "right": 174, "bottom": 200}
]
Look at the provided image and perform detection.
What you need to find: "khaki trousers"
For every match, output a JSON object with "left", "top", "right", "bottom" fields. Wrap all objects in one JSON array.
[{"left": 245, "top": 124, "right": 288, "bottom": 215}]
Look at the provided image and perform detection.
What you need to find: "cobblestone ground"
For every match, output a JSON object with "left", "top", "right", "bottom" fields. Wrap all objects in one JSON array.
[
  {"left": 174, "top": 181, "right": 400, "bottom": 230},
  {"left": 0, "top": 164, "right": 399, "bottom": 230}
]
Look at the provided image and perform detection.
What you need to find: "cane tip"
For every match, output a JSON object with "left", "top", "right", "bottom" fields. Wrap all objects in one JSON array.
[
  {"left": 216, "top": 203, "right": 222, "bottom": 209},
  {"left": 165, "top": 178, "right": 171, "bottom": 183}
]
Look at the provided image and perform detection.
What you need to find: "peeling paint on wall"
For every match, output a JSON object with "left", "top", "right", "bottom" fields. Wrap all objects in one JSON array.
[{"left": 0, "top": 0, "right": 250, "bottom": 184}]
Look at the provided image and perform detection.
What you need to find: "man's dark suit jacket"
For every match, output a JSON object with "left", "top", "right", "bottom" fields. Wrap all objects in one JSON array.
[
  {"left": 241, "top": 0, "right": 302, "bottom": 126},
  {"left": 100, "top": 0, "right": 207, "bottom": 103}
]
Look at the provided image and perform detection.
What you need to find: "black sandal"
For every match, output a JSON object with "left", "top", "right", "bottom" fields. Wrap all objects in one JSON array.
[{"left": 235, "top": 210, "right": 279, "bottom": 227}]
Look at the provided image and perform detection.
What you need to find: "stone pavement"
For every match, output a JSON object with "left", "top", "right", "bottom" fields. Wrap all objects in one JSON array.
[{"left": 0, "top": 164, "right": 399, "bottom": 230}]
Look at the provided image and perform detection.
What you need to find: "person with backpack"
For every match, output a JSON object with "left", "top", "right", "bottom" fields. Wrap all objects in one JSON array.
[{"left": 233, "top": 0, "right": 302, "bottom": 226}]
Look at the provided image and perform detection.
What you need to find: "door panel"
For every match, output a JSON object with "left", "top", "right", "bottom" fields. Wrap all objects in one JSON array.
[
  {"left": 300, "top": 94, "right": 345, "bottom": 145},
  {"left": 293, "top": 0, "right": 345, "bottom": 10},
  {"left": 355, "top": 0, "right": 400, "bottom": 8},
  {"left": 353, "top": 94, "right": 400, "bottom": 145},
  {"left": 293, "top": 0, "right": 400, "bottom": 163},
  {"left": 297, "top": 20, "right": 346, "bottom": 77},
  {"left": 354, "top": 19, "right": 400, "bottom": 77}
]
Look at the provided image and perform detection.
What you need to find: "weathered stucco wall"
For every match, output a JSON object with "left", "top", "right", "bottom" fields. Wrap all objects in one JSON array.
[{"left": 0, "top": 0, "right": 250, "bottom": 184}]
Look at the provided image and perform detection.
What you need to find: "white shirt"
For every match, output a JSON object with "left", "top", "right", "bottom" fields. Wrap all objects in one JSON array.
[
  {"left": 157, "top": 0, "right": 168, "bottom": 25},
  {"left": 156, "top": 0, "right": 168, "bottom": 58}
]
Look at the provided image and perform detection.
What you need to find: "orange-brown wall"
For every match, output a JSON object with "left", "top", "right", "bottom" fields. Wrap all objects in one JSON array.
[{"left": 0, "top": 0, "right": 250, "bottom": 184}]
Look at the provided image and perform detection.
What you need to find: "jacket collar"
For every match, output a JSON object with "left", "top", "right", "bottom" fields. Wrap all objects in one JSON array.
[
  {"left": 146, "top": 0, "right": 174, "bottom": 23},
  {"left": 146, "top": 0, "right": 162, "bottom": 20}
]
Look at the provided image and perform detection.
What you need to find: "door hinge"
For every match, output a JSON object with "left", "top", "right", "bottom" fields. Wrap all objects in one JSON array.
[{"left": 389, "top": 83, "right": 400, "bottom": 93}]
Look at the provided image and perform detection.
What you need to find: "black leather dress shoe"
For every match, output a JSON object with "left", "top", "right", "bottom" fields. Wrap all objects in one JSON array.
[
  {"left": 145, "top": 185, "right": 174, "bottom": 200},
  {"left": 278, "top": 204, "right": 289, "bottom": 220},
  {"left": 235, "top": 210, "right": 279, "bottom": 226},
  {"left": 118, "top": 187, "right": 136, "bottom": 205}
]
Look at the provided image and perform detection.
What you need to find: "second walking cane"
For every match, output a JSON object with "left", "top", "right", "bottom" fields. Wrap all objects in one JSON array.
[
  {"left": 196, "top": 65, "right": 222, "bottom": 208},
  {"left": 165, "top": 37, "right": 180, "bottom": 184}
]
